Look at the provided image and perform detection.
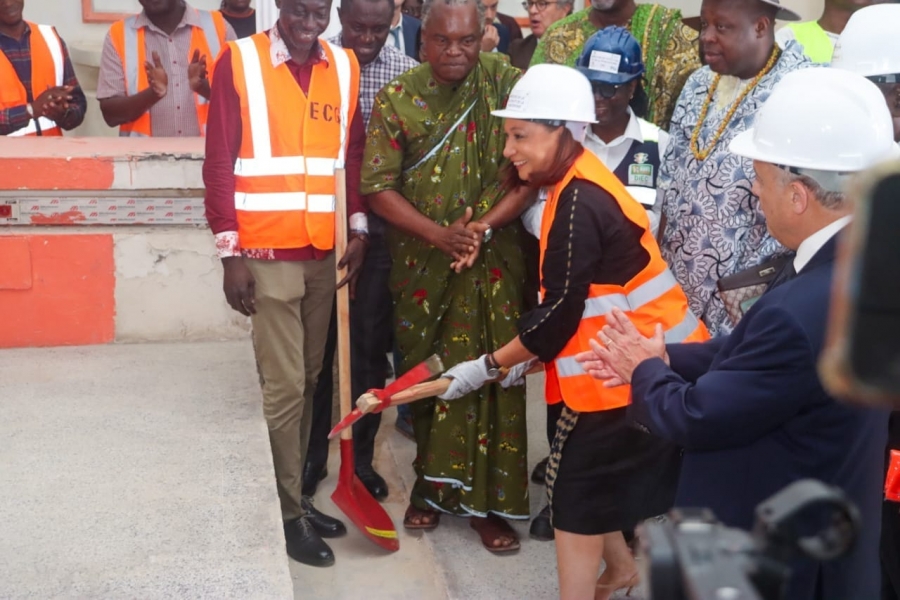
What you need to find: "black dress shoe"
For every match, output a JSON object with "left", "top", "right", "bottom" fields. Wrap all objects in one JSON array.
[
  {"left": 284, "top": 517, "right": 335, "bottom": 567},
  {"left": 529, "top": 504, "right": 554, "bottom": 541},
  {"left": 531, "top": 456, "right": 549, "bottom": 484},
  {"left": 356, "top": 465, "right": 388, "bottom": 501},
  {"left": 301, "top": 463, "right": 328, "bottom": 497},
  {"left": 301, "top": 496, "right": 347, "bottom": 538}
]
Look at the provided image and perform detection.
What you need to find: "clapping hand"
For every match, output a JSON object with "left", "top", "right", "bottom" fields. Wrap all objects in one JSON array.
[
  {"left": 33, "top": 85, "right": 74, "bottom": 121},
  {"left": 144, "top": 51, "right": 168, "bottom": 98},
  {"left": 574, "top": 308, "right": 668, "bottom": 386},
  {"left": 188, "top": 49, "right": 209, "bottom": 95}
]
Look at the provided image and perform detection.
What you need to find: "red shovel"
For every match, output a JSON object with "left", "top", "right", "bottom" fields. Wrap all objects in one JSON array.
[
  {"left": 331, "top": 169, "right": 399, "bottom": 552},
  {"left": 328, "top": 354, "right": 445, "bottom": 440}
]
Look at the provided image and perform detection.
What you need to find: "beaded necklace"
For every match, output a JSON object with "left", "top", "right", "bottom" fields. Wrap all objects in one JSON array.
[{"left": 689, "top": 46, "right": 781, "bottom": 161}]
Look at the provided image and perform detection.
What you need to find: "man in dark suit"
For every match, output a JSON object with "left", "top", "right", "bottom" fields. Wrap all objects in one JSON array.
[
  {"left": 575, "top": 68, "right": 898, "bottom": 599},
  {"left": 387, "top": 0, "right": 421, "bottom": 59},
  {"left": 482, "top": 0, "right": 511, "bottom": 54}
]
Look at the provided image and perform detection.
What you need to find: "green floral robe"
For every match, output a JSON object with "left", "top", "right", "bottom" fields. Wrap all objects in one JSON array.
[{"left": 361, "top": 54, "right": 529, "bottom": 518}]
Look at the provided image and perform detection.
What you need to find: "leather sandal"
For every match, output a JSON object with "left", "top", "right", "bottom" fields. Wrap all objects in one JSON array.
[
  {"left": 403, "top": 504, "right": 440, "bottom": 530},
  {"left": 470, "top": 514, "right": 520, "bottom": 554}
]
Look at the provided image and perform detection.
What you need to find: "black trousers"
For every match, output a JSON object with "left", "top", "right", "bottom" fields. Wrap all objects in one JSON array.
[{"left": 305, "top": 236, "right": 394, "bottom": 471}]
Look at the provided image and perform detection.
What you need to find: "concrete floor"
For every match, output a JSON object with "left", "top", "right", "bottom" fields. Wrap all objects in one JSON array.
[{"left": 1, "top": 341, "right": 642, "bottom": 600}]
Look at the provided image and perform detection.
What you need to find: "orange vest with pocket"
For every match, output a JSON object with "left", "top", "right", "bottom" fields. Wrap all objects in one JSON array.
[
  {"left": 107, "top": 8, "right": 227, "bottom": 137},
  {"left": 0, "top": 22, "right": 64, "bottom": 137},
  {"left": 228, "top": 34, "right": 360, "bottom": 251},
  {"left": 540, "top": 150, "right": 710, "bottom": 412}
]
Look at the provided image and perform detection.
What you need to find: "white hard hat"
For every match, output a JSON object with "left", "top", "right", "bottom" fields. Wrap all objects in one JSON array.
[
  {"left": 831, "top": 4, "right": 900, "bottom": 77},
  {"left": 492, "top": 64, "right": 597, "bottom": 124},
  {"left": 729, "top": 68, "right": 900, "bottom": 177}
]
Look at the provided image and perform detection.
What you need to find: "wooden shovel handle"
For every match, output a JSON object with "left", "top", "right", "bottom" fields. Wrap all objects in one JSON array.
[
  {"left": 335, "top": 168, "right": 353, "bottom": 440},
  {"left": 356, "top": 378, "right": 452, "bottom": 414}
]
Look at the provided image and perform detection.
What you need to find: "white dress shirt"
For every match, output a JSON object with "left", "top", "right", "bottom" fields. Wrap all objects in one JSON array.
[{"left": 794, "top": 215, "right": 852, "bottom": 273}]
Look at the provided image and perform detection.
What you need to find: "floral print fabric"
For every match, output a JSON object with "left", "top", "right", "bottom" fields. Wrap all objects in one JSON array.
[{"left": 361, "top": 54, "right": 530, "bottom": 518}]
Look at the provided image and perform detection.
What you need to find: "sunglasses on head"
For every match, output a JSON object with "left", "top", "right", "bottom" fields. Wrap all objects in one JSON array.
[
  {"left": 591, "top": 81, "right": 623, "bottom": 99},
  {"left": 868, "top": 74, "right": 900, "bottom": 85}
]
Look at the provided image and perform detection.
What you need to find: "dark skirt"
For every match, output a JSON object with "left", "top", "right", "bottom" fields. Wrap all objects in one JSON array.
[{"left": 551, "top": 406, "right": 681, "bottom": 535}]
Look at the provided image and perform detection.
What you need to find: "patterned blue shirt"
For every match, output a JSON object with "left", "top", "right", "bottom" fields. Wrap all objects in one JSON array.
[{"left": 658, "top": 43, "right": 813, "bottom": 336}]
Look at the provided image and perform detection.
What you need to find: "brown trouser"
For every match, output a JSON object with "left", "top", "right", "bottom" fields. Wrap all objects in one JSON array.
[{"left": 246, "top": 256, "right": 336, "bottom": 520}]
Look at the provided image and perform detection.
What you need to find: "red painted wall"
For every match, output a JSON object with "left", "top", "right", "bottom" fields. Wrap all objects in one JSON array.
[{"left": 0, "top": 235, "right": 115, "bottom": 348}]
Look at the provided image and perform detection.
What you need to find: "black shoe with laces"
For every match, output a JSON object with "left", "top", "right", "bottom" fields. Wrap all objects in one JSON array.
[
  {"left": 284, "top": 516, "right": 335, "bottom": 567},
  {"left": 355, "top": 465, "right": 388, "bottom": 501},
  {"left": 529, "top": 504, "right": 554, "bottom": 541},
  {"left": 300, "top": 496, "right": 347, "bottom": 538}
]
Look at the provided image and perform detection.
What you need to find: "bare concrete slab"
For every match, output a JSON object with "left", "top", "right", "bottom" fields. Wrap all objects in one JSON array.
[{"left": 0, "top": 342, "right": 292, "bottom": 600}]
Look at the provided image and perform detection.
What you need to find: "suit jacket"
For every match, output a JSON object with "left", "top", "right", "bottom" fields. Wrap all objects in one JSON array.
[
  {"left": 509, "top": 34, "right": 538, "bottom": 70},
  {"left": 401, "top": 14, "right": 421, "bottom": 60},
  {"left": 496, "top": 12, "right": 524, "bottom": 42},
  {"left": 629, "top": 236, "right": 887, "bottom": 600},
  {"left": 494, "top": 20, "right": 511, "bottom": 55}
]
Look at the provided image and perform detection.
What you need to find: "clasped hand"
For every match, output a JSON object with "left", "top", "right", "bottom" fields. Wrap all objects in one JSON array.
[
  {"left": 574, "top": 307, "right": 668, "bottom": 387},
  {"left": 432, "top": 206, "right": 490, "bottom": 273}
]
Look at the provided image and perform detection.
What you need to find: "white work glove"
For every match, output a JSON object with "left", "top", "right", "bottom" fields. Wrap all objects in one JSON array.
[
  {"left": 500, "top": 358, "right": 539, "bottom": 388},
  {"left": 438, "top": 355, "right": 491, "bottom": 400}
]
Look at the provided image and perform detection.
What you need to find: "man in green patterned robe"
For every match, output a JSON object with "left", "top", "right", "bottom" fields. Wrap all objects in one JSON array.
[
  {"left": 531, "top": 0, "right": 700, "bottom": 128},
  {"left": 361, "top": 0, "right": 533, "bottom": 551}
]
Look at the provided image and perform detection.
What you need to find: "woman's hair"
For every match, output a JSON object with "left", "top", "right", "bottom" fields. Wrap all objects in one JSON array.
[
  {"left": 629, "top": 79, "right": 650, "bottom": 120},
  {"left": 502, "top": 124, "right": 584, "bottom": 191}
]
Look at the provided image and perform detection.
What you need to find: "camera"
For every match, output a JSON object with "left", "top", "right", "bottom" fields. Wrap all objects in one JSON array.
[{"left": 637, "top": 480, "right": 861, "bottom": 600}]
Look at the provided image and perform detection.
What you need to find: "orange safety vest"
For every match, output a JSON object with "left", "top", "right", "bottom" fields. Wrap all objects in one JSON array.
[
  {"left": 540, "top": 151, "right": 710, "bottom": 412},
  {"left": 0, "top": 22, "right": 64, "bottom": 137},
  {"left": 228, "top": 34, "right": 360, "bottom": 250},
  {"left": 107, "top": 8, "right": 227, "bottom": 137}
]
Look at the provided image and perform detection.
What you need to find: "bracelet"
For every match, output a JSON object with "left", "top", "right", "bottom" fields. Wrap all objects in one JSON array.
[{"left": 486, "top": 353, "right": 500, "bottom": 370}]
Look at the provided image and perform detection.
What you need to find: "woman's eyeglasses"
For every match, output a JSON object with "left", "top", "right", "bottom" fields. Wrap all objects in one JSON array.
[
  {"left": 591, "top": 82, "right": 623, "bottom": 99},
  {"left": 521, "top": 1, "right": 559, "bottom": 10}
]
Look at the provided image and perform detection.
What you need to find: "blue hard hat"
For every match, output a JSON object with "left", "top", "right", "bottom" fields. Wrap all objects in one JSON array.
[{"left": 576, "top": 26, "right": 645, "bottom": 85}]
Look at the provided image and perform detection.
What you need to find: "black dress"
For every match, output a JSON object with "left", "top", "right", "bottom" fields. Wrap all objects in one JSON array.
[{"left": 518, "top": 177, "right": 682, "bottom": 535}]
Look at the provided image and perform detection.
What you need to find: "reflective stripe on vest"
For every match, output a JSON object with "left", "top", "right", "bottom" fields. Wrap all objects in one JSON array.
[
  {"left": 2, "top": 23, "right": 64, "bottom": 137},
  {"left": 229, "top": 34, "right": 359, "bottom": 249},
  {"left": 539, "top": 150, "right": 710, "bottom": 412},
  {"left": 8, "top": 116, "right": 59, "bottom": 137}
]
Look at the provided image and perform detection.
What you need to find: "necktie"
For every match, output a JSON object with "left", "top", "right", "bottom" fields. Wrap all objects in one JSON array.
[
  {"left": 766, "top": 260, "right": 797, "bottom": 292},
  {"left": 390, "top": 26, "right": 401, "bottom": 49}
]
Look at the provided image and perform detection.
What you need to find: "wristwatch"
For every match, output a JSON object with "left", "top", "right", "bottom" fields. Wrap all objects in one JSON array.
[
  {"left": 482, "top": 225, "right": 493, "bottom": 244},
  {"left": 484, "top": 353, "right": 502, "bottom": 379}
]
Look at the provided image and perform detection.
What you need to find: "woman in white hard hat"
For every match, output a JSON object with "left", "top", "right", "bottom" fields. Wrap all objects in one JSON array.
[
  {"left": 437, "top": 63, "right": 709, "bottom": 600},
  {"left": 832, "top": 3, "right": 900, "bottom": 141}
]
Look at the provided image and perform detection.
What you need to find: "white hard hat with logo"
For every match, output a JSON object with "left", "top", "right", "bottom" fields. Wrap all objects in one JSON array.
[
  {"left": 729, "top": 68, "right": 900, "bottom": 189},
  {"left": 831, "top": 4, "right": 900, "bottom": 78},
  {"left": 493, "top": 64, "right": 597, "bottom": 125}
]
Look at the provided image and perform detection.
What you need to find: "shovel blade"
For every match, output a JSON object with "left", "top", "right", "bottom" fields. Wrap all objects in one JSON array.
[{"left": 331, "top": 439, "right": 399, "bottom": 552}]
